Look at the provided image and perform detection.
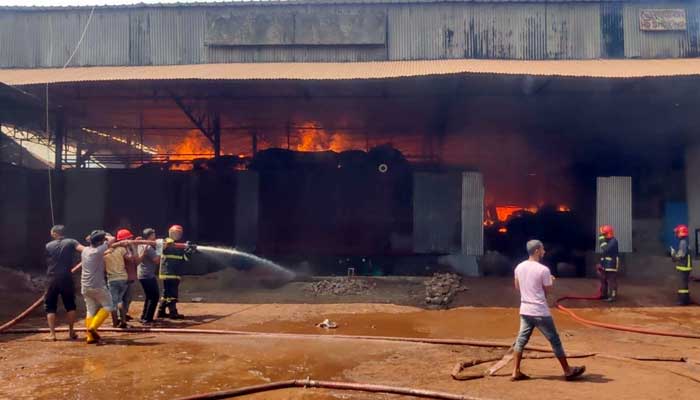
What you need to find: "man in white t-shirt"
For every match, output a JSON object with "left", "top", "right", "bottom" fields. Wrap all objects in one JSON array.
[{"left": 511, "top": 239, "right": 585, "bottom": 381}]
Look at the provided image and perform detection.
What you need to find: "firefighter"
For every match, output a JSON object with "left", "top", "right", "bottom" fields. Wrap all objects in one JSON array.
[
  {"left": 597, "top": 225, "right": 619, "bottom": 302},
  {"left": 156, "top": 225, "right": 194, "bottom": 319},
  {"left": 670, "top": 224, "right": 692, "bottom": 306}
]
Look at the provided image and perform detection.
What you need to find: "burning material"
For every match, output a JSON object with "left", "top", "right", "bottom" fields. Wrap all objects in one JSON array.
[
  {"left": 304, "top": 277, "right": 375, "bottom": 296},
  {"left": 157, "top": 131, "right": 214, "bottom": 170},
  {"left": 495, "top": 205, "right": 538, "bottom": 222},
  {"left": 424, "top": 272, "right": 467, "bottom": 308},
  {"left": 296, "top": 122, "right": 354, "bottom": 152}
]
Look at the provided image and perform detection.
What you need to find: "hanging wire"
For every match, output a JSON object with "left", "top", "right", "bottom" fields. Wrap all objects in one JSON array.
[{"left": 45, "top": 6, "right": 96, "bottom": 226}]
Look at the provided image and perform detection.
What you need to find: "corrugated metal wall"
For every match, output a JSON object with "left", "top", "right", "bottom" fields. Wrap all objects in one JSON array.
[
  {"left": 389, "top": 3, "right": 603, "bottom": 60},
  {"left": 596, "top": 176, "right": 632, "bottom": 253},
  {"left": 545, "top": 4, "right": 600, "bottom": 59},
  {"left": 461, "top": 172, "right": 484, "bottom": 256},
  {"left": 2, "top": 2, "right": 700, "bottom": 68},
  {"left": 623, "top": 2, "right": 691, "bottom": 58}
]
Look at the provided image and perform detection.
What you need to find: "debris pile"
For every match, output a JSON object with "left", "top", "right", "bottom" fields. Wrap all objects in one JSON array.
[
  {"left": 0, "top": 266, "right": 45, "bottom": 293},
  {"left": 424, "top": 272, "right": 467, "bottom": 308},
  {"left": 305, "top": 278, "right": 375, "bottom": 296}
]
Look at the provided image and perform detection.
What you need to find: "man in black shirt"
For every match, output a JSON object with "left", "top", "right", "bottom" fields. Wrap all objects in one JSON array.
[{"left": 45, "top": 225, "right": 84, "bottom": 341}]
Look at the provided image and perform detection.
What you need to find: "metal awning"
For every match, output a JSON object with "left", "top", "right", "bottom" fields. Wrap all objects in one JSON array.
[{"left": 2, "top": 59, "right": 700, "bottom": 86}]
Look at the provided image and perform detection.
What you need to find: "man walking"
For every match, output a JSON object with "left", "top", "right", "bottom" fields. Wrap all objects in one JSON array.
[
  {"left": 44, "top": 225, "right": 84, "bottom": 341},
  {"left": 511, "top": 240, "right": 585, "bottom": 381}
]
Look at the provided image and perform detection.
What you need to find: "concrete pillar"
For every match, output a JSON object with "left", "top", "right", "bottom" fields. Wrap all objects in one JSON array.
[
  {"left": 685, "top": 145, "right": 700, "bottom": 251},
  {"left": 234, "top": 171, "right": 259, "bottom": 252},
  {"left": 412, "top": 172, "right": 461, "bottom": 254}
]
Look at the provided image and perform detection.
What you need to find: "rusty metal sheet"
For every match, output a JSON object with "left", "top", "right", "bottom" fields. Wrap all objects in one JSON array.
[
  {"left": 596, "top": 176, "right": 632, "bottom": 253},
  {"left": 639, "top": 9, "right": 687, "bottom": 31},
  {"left": 461, "top": 172, "right": 484, "bottom": 256}
]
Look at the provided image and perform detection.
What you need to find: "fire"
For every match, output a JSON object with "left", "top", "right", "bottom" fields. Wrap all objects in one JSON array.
[
  {"left": 296, "top": 122, "right": 353, "bottom": 152},
  {"left": 494, "top": 205, "right": 538, "bottom": 222},
  {"left": 157, "top": 131, "right": 214, "bottom": 170},
  {"left": 557, "top": 205, "right": 571, "bottom": 212}
]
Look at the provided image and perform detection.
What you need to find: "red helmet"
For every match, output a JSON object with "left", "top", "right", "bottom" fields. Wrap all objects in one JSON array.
[
  {"left": 674, "top": 224, "right": 689, "bottom": 238},
  {"left": 599, "top": 225, "right": 614, "bottom": 239},
  {"left": 169, "top": 225, "right": 184, "bottom": 233},
  {"left": 116, "top": 229, "right": 134, "bottom": 241}
]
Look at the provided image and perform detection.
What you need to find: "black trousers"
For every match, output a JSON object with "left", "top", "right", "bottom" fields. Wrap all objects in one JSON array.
[
  {"left": 600, "top": 270, "right": 618, "bottom": 298},
  {"left": 158, "top": 278, "right": 181, "bottom": 314},
  {"left": 139, "top": 278, "right": 160, "bottom": 321},
  {"left": 678, "top": 270, "right": 690, "bottom": 305}
]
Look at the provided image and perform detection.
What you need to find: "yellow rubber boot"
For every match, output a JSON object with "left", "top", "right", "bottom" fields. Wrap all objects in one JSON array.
[
  {"left": 85, "top": 317, "right": 95, "bottom": 344},
  {"left": 87, "top": 309, "right": 110, "bottom": 343}
]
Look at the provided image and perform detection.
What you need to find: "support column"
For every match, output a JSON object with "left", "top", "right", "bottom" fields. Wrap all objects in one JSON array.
[
  {"left": 54, "top": 113, "right": 64, "bottom": 170},
  {"left": 212, "top": 113, "right": 221, "bottom": 159}
]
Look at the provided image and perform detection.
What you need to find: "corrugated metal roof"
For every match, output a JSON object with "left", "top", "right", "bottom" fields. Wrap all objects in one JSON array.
[
  {"left": 2, "top": 58, "right": 700, "bottom": 85},
  {"left": 0, "top": 0, "right": 634, "bottom": 12}
]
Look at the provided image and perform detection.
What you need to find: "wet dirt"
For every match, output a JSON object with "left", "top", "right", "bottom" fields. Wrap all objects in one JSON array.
[{"left": 2, "top": 276, "right": 700, "bottom": 399}]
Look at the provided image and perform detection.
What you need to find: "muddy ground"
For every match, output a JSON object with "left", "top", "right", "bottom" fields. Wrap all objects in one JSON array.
[{"left": 1, "top": 271, "right": 700, "bottom": 399}]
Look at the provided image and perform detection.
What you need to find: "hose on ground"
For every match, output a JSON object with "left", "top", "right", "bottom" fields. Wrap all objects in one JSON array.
[
  {"left": 555, "top": 293, "right": 700, "bottom": 339},
  {"left": 174, "top": 378, "right": 489, "bottom": 400},
  {"left": 0, "top": 325, "right": 553, "bottom": 352}
]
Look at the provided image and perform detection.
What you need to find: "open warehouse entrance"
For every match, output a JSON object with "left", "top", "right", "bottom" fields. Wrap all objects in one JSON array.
[{"left": 1, "top": 62, "right": 698, "bottom": 277}]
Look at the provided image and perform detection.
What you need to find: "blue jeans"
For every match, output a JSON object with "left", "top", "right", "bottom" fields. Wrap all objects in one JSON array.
[
  {"left": 108, "top": 279, "right": 129, "bottom": 310},
  {"left": 514, "top": 315, "right": 566, "bottom": 358}
]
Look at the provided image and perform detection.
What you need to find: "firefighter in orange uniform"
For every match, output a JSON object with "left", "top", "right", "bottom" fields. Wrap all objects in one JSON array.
[
  {"left": 156, "top": 225, "right": 194, "bottom": 319},
  {"left": 670, "top": 224, "right": 692, "bottom": 306},
  {"left": 597, "top": 225, "right": 619, "bottom": 302}
]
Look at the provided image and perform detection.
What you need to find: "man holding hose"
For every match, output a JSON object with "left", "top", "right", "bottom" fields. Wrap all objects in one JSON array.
[
  {"left": 81, "top": 230, "right": 116, "bottom": 344},
  {"left": 511, "top": 240, "right": 585, "bottom": 381},
  {"left": 44, "top": 225, "right": 84, "bottom": 341}
]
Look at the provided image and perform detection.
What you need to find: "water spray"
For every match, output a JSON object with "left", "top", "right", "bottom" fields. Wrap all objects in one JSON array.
[{"left": 124, "top": 240, "right": 295, "bottom": 280}]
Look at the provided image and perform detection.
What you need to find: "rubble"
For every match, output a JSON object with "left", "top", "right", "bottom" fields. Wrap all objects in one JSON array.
[
  {"left": 0, "top": 266, "right": 46, "bottom": 293},
  {"left": 424, "top": 272, "right": 467, "bottom": 308},
  {"left": 304, "top": 278, "right": 375, "bottom": 296}
]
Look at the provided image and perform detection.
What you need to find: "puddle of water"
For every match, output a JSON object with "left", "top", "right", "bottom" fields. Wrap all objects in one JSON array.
[{"left": 238, "top": 308, "right": 538, "bottom": 340}]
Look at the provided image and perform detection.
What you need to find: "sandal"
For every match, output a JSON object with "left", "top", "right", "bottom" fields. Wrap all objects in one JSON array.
[
  {"left": 510, "top": 373, "right": 531, "bottom": 381},
  {"left": 565, "top": 366, "right": 586, "bottom": 381}
]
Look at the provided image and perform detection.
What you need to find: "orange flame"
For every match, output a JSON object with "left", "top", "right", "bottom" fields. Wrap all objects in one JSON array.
[
  {"left": 296, "top": 122, "right": 353, "bottom": 152},
  {"left": 494, "top": 205, "right": 539, "bottom": 222},
  {"left": 157, "top": 131, "right": 214, "bottom": 170}
]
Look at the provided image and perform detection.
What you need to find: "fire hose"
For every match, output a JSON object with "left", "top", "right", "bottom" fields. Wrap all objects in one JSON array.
[
  {"left": 175, "top": 379, "right": 488, "bottom": 400},
  {"left": 3, "top": 261, "right": 700, "bottom": 397},
  {"left": 555, "top": 289, "right": 700, "bottom": 339}
]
